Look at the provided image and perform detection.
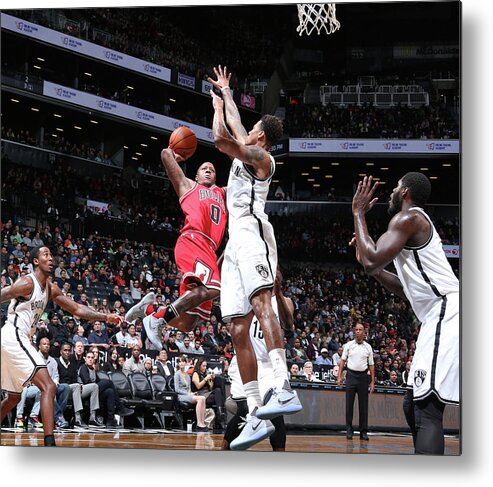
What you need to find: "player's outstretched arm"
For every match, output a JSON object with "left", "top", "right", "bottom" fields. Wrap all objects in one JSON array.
[
  {"left": 0, "top": 276, "right": 33, "bottom": 303},
  {"left": 352, "top": 176, "right": 416, "bottom": 274},
  {"left": 349, "top": 236, "right": 407, "bottom": 300},
  {"left": 161, "top": 148, "right": 194, "bottom": 199},
  {"left": 211, "top": 90, "right": 271, "bottom": 179},
  {"left": 208, "top": 65, "right": 248, "bottom": 143},
  {"left": 51, "top": 282, "right": 123, "bottom": 325}
]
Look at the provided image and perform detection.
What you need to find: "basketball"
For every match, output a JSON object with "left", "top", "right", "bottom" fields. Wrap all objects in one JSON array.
[{"left": 169, "top": 126, "right": 197, "bottom": 160}]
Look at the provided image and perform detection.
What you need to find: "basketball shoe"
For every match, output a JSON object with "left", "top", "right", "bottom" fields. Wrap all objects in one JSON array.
[
  {"left": 142, "top": 314, "right": 165, "bottom": 350},
  {"left": 255, "top": 380, "right": 302, "bottom": 420},
  {"left": 125, "top": 291, "right": 156, "bottom": 322},
  {"left": 230, "top": 408, "right": 275, "bottom": 451}
]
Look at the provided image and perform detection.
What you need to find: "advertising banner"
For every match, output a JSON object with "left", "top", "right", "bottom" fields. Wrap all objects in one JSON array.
[
  {"left": 43, "top": 81, "right": 214, "bottom": 143},
  {"left": 1, "top": 13, "right": 171, "bottom": 82},
  {"left": 289, "top": 138, "right": 459, "bottom": 154}
]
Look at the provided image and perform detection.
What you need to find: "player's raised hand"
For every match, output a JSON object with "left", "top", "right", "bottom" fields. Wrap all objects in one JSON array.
[
  {"left": 161, "top": 147, "right": 184, "bottom": 164},
  {"left": 208, "top": 64, "right": 231, "bottom": 91},
  {"left": 352, "top": 175, "right": 379, "bottom": 216}
]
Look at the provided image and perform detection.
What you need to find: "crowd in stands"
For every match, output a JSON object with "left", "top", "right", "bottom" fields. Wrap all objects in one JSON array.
[
  {"left": 283, "top": 103, "right": 459, "bottom": 139},
  {"left": 11, "top": 7, "right": 284, "bottom": 89},
  {"left": 2, "top": 126, "right": 115, "bottom": 166}
]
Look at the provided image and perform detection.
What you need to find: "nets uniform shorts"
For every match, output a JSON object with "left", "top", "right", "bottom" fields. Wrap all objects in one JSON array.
[
  {"left": 407, "top": 292, "right": 459, "bottom": 405},
  {"left": 1, "top": 323, "right": 46, "bottom": 394},
  {"left": 220, "top": 216, "right": 278, "bottom": 321},
  {"left": 174, "top": 231, "right": 221, "bottom": 321}
]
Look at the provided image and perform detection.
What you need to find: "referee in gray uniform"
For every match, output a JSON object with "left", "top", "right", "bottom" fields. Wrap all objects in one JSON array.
[{"left": 337, "top": 323, "right": 375, "bottom": 440}]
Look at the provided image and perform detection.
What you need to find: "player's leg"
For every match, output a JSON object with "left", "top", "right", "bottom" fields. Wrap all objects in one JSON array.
[
  {"left": 30, "top": 368, "right": 57, "bottom": 446},
  {"left": 402, "top": 388, "right": 417, "bottom": 448},
  {"left": 229, "top": 314, "right": 275, "bottom": 450},
  {"left": 1, "top": 391, "right": 22, "bottom": 424},
  {"left": 269, "top": 415, "right": 286, "bottom": 451},
  {"left": 414, "top": 393, "right": 446, "bottom": 454},
  {"left": 251, "top": 289, "right": 302, "bottom": 420},
  {"left": 162, "top": 286, "right": 219, "bottom": 332},
  {"left": 229, "top": 313, "right": 260, "bottom": 413},
  {"left": 222, "top": 398, "right": 248, "bottom": 450}
]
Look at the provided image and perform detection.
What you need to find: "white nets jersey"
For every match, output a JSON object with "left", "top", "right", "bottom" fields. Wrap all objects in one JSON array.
[
  {"left": 393, "top": 207, "right": 459, "bottom": 405},
  {"left": 226, "top": 156, "right": 275, "bottom": 226},
  {"left": 393, "top": 207, "right": 459, "bottom": 322},
  {"left": 221, "top": 154, "right": 278, "bottom": 320},
  {"left": 1, "top": 274, "right": 49, "bottom": 393},
  {"left": 7, "top": 273, "right": 49, "bottom": 338}
]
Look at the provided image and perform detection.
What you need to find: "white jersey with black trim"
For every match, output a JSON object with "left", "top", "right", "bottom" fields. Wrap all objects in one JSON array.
[
  {"left": 393, "top": 207, "right": 459, "bottom": 322},
  {"left": 6, "top": 274, "right": 49, "bottom": 338},
  {"left": 250, "top": 297, "right": 279, "bottom": 362},
  {"left": 226, "top": 155, "right": 275, "bottom": 226}
]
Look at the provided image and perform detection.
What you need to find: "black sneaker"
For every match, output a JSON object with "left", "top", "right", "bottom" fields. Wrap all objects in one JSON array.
[
  {"left": 88, "top": 418, "right": 106, "bottom": 428},
  {"left": 346, "top": 427, "right": 354, "bottom": 440},
  {"left": 74, "top": 419, "right": 88, "bottom": 428},
  {"left": 195, "top": 426, "right": 209, "bottom": 433}
]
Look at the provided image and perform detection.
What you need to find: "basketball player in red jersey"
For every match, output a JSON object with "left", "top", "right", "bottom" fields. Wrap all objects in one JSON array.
[{"left": 126, "top": 148, "right": 227, "bottom": 350}]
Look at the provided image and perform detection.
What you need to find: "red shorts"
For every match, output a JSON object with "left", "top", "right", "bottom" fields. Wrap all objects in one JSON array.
[{"left": 174, "top": 231, "right": 221, "bottom": 321}]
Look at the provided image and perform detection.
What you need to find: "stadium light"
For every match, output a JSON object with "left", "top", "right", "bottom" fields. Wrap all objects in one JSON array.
[
  {"left": 31, "top": 107, "right": 39, "bottom": 112},
  {"left": 36, "top": 57, "right": 45, "bottom": 62},
  {"left": 90, "top": 120, "right": 98, "bottom": 124},
  {"left": 33, "top": 65, "right": 42, "bottom": 70},
  {"left": 140, "top": 143, "right": 148, "bottom": 147},
  {"left": 420, "top": 167, "right": 429, "bottom": 171},
  {"left": 84, "top": 72, "right": 92, "bottom": 77},
  {"left": 10, "top": 98, "right": 20, "bottom": 103},
  {"left": 54, "top": 113, "right": 62, "bottom": 118},
  {"left": 74, "top": 126, "right": 82, "bottom": 130}
]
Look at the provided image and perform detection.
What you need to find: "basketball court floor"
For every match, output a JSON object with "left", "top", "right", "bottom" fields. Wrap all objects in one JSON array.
[{"left": 0, "top": 426, "right": 460, "bottom": 454}]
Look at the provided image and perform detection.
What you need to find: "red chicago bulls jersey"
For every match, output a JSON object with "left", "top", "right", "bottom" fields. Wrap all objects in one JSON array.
[{"left": 179, "top": 183, "right": 227, "bottom": 249}]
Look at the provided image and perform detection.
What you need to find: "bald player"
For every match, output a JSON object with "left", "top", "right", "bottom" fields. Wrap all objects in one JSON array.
[{"left": 126, "top": 148, "right": 227, "bottom": 349}]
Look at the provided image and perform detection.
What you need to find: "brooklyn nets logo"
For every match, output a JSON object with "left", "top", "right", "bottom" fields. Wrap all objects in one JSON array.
[
  {"left": 414, "top": 369, "right": 427, "bottom": 387},
  {"left": 255, "top": 264, "right": 269, "bottom": 279}
]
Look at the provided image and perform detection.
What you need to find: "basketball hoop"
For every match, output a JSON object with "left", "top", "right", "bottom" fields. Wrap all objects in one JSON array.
[{"left": 296, "top": 3, "right": 341, "bottom": 36}]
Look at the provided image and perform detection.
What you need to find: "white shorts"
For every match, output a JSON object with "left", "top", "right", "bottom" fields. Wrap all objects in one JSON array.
[
  {"left": 221, "top": 217, "right": 277, "bottom": 321},
  {"left": 1, "top": 323, "right": 46, "bottom": 394},
  {"left": 407, "top": 292, "right": 459, "bottom": 405},
  {"left": 229, "top": 355, "right": 275, "bottom": 401}
]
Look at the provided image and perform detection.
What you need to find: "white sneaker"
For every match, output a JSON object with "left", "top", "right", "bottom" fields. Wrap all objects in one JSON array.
[
  {"left": 255, "top": 380, "right": 303, "bottom": 420},
  {"left": 143, "top": 314, "right": 164, "bottom": 350},
  {"left": 125, "top": 292, "right": 156, "bottom": 322},
  {"left": 229, "top": 408, "right": 275, "bottom": 451}
]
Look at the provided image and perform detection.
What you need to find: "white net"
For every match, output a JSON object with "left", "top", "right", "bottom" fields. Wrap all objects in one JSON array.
[{"left": 296, "top": 3, "right": 341, "bottom": 36}]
